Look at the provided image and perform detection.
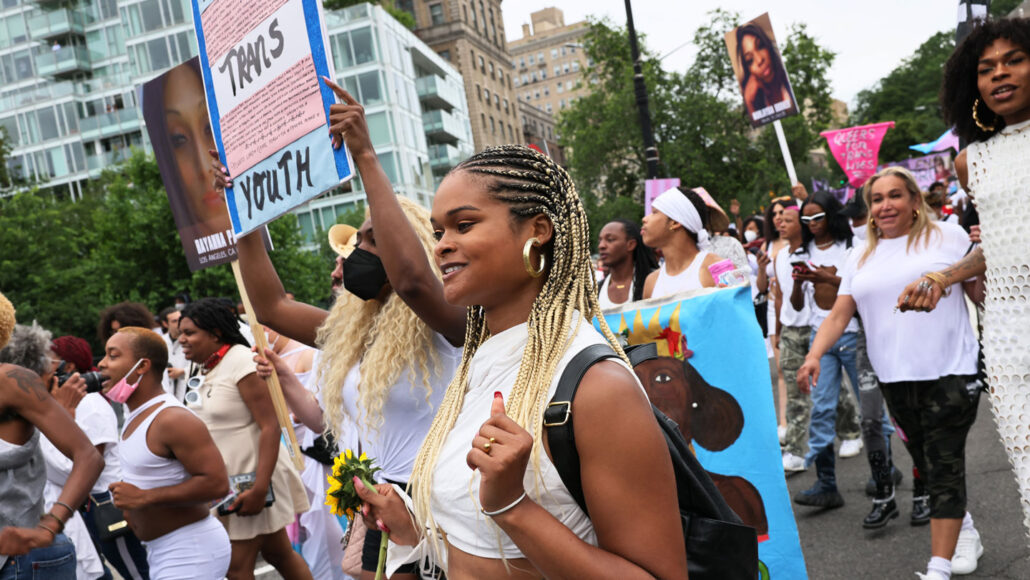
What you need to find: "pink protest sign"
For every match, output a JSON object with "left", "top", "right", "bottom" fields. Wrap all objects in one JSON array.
[
  {"left": 821, "top": 122, "right": 895, "bottom": 188},
  {"left": 645, "top": 178, "right": 681, "bottom": 215}
]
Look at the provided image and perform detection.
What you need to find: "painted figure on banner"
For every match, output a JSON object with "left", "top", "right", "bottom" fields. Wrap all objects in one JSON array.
[
  {"left": 724, "top": 13, "right": 800, "bottom": 128},
  {"left": 598, "top": 287, "right": 808, "bottom": 578}
]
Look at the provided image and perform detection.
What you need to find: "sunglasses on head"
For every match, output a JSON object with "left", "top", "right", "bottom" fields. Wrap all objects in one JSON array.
[{"left": 800, "top": 212, "right": 826, "bottom": 224}]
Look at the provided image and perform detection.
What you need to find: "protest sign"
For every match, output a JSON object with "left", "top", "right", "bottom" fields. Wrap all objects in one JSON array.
[
  {"left": 596, "top": 286, "right": 807, "bottom": 579},
  {"left": 141, "top": 57, "right": 271, "bottom": 272},
  {"left": 881, "top": 152, "right": 955, "bottom": 191},
  {"left": 644, "top": 178, "right": 681, "bottom": 215},
  {"left": 724, "top": 13, "right": 799, "bottom": 129},
  {"left": 821, "top": 122, "right": 895, "bottom": 188},
  {"left": 811, "top": 178, "right": 852, "bottom": 205},
  {"left": 190, "top": 0, "right": 353, "bottom": 237}
]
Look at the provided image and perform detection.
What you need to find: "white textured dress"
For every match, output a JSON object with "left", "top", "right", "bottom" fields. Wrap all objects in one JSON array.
[{"left": 966, "top": 118, "right": 1030, "bottom": 537}]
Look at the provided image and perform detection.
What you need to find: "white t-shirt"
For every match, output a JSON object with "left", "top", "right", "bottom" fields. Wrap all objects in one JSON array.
[
  {"left": 839, "top": 222, "right": 979, "bottom": 383},
  {"left": 42, "top": 393, "right": 121, "bottom": 494},
  {"left": 340, "top": 333, "right": 461, "bottom": 483},
  {"left": 803, "top": 240, "right": 859, "bottom": 333},
  {"left": 851, "top": 222, "right": 868, "bottom": 241},
  {"left": 774, "top": 245, "right": 810, "bottom": 328}
]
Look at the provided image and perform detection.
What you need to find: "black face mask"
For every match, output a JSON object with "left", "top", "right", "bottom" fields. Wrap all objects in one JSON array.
[{"left": 342, "top": 248, "right": 388, "bottom": 301}]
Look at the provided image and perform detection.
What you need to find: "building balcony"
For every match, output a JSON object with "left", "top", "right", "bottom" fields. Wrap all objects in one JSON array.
[
  {"left": 428, "top": 143, "right": 461, "bottom": 173},
  {"left": 86, "top": 148, "right": 131, "bottom": 173},
  {"left": 35, "top": 46, "right": 91, "bottom": 78},
  {"left": 27, "top": 9, "right": 88, "bottom": 40},
  {"left": 79, "top": 108, "right": 141, "bottom": 141},
  {"left": 0, "top": 81, "right": 81, "bottom": 111},
  {"left": 416, "top": 75, "right": 461, "bottom": 111},
  {"left": 421, "top": 109, "right": 463, "bottom": 145}
]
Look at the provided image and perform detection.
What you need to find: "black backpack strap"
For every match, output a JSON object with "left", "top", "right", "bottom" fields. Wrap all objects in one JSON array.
[
  {"left": 545, "top": 343, "right": 658, "bottom": 515},
  {"left": 544, "top": 344, "right": 618, "bottom": 515}
]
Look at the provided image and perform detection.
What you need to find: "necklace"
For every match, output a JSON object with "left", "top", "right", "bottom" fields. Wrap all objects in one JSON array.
[{"left": 816, "top": 240, "right": 834, "bottom": 250}]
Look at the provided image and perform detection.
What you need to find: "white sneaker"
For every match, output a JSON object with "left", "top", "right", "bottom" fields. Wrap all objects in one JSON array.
[
  {"left": 915, "top": 571, "right": 948, "bottom": 580},
  {"left": 840, "top": 438, "right": 863, "bottom": 458},
  {"left": 951, "top": 527, "right": 983, "bottom": 575},
  {"left": 777, "top": 425, "right": 787, "bottom": 445},
  {"left": 783, "top": 452, "right": 806, "bottom": 472}
]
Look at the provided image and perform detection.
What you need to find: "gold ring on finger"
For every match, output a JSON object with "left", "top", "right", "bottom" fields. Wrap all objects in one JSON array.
[{"left": 483, "top": 437, "right": 496, "bottom": 453}]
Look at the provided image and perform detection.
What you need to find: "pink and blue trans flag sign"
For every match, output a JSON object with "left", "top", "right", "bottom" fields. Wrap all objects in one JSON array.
[
  {"left": 190, "top": 0, "right": 353, "bottom": 236},
  {"left": 595, "top": 285, "right": 807, "bottom": 579}
]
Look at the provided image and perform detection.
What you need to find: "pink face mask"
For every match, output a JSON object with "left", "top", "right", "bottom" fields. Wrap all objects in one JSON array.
[{"left": 104, "top": 359, "right": 144, "bottom": 404}]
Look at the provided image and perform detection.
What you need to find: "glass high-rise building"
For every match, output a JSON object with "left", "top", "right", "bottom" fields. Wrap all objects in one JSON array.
[{"left": 0, "top": 1, "right": 473, "bottom": 242}]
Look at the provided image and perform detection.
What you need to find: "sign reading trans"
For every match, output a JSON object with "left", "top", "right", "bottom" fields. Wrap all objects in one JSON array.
[{"left": 190, "top": 0, "right": 352, "bottom": 236}]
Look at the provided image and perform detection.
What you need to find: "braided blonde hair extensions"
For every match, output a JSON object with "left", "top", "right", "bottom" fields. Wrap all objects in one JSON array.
[
  {"left": 317, "top": 197, "right": 442, "bottom": 436},
  {"left": 408, "top": 145, "right": 627, "bottom": 560}
]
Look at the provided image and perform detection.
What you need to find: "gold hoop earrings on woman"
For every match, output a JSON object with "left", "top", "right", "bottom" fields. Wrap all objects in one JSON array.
[
  {"left": 973, "top": 98, "right": 997, "bottom": 132},
  {"left": 523, "top": 237, "right": 546, "bottom": 278}
]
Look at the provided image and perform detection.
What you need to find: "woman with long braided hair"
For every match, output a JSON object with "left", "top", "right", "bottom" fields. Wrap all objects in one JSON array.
[{"left": 353, "top": 146, "right": 686, "bottom": 579}]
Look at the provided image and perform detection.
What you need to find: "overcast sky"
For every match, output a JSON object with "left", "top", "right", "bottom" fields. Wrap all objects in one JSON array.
[{"left": 502, "top": 1, "right": 958, "bottom": 110}]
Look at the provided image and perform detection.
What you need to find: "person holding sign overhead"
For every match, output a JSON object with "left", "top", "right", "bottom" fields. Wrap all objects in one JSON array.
[
  {"left": 640, "top": 187, "right": 722, "bottom": 298},
  {"left": 214, "top": 79, "right": 465, "bottom": 580},
  {"left": 350, "top": 144, "right": 686, "bottom": 579}
]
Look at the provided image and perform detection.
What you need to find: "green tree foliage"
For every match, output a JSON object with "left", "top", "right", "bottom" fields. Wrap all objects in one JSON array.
[
  {"left": 0, "top": 152, "right": 328, "bottom": 351},
  {"left": 560, "top": 12, "right": 839, "bottom": 237},
  {"left": 851, "top": 31, "right": 955, "bottom": 163},
  {"left": 323, "top": 0, "right": 415, "bottom": 29},
  {"left": 0, "top": 126, "right": 11, "bottom": 187},
  {"left": 991, "top": 0, "right": 1023, "bottom": 17}
]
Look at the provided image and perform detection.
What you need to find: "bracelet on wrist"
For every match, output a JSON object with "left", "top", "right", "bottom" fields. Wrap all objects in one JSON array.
[
  {"left": 42, "top": 512, "right": 65, "bottom": 533},
  {"left": 923, "top": 272, "right": 951, "bottom": 297},
  {"left": 481, "top": 492, "right": 527, "bottom": 517},
  {"left": 36, "top": 522, "right": 57, "bottom": 539}
]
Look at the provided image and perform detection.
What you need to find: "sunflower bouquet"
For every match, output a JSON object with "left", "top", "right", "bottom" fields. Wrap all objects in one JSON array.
[{"left": 326, "top": 449, "right": 388, "bottom": 580}]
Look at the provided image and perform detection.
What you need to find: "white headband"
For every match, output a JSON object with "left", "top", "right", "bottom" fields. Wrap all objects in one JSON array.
[{"left": 652, "top": 187, "right": 711, "bottom": 250}]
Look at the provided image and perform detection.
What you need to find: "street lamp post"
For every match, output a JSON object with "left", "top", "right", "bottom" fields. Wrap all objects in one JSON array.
[{"left": 624, "top": 0, "right": 659, "bottom": 179}]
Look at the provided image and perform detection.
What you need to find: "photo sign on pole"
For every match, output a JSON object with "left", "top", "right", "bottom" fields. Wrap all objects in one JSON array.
[
  {"left": 644, "top": 178, "right": 681, "bottom": 215},
  {"left": 190, "top": 0, "right": 353, "bottom": 237},
  {"left": 821, "top": 122, "right": 895, "bottom": 188},
  {"left": 723, "top": 13, "right": 800, "bottom": 129}
]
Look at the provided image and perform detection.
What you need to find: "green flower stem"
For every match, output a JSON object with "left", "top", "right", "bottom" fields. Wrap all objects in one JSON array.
[{"left": 375, "top": 530, "right": 389, "bottom": 580}]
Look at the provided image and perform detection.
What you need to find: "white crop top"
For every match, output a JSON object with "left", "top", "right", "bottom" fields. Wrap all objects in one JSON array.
[
  {"left": 119, "top": 394, "right": 191, "bottom": 490},
  {"left": 428, "top": 315, "right": 635, "bottom": 560},
  {"left": 651, "top": 250, "right": 711, "bottom": 299}
]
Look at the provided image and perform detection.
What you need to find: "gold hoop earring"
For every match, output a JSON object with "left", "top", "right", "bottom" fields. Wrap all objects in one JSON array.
[
  {"left": 523, "top": 237, "right": 546, "bottom": 278},
  {"left": 973, "top": 98, "right": 997, "bottom": 132}
]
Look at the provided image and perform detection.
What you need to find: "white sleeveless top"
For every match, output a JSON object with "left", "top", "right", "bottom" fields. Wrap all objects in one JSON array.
[
  {"left": 651, "top": 250, "right": 711, "bottom": 299},
  {"left": 119, "top": 394, "right": 191, "bottom": 490},
  {"left": 597, "top": 275, "right": 633, "bottom": 309},
  {"left": 430, "top": 315, "right": 637, "bottom": 559}
]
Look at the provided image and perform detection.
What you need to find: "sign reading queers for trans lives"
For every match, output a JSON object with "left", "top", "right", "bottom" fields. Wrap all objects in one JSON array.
[
  {"left": 597, "top": 286, "right": 808, "bottom": 579},
  {"left": 190, "top": 0, "right": 353, "bottom": 237}
]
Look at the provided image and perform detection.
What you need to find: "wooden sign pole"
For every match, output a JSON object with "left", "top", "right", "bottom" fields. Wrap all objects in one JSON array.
[
  {"left": 773, "top": 119, "right": 799, "bottom": 187},
  {"left": 230, "top": 260, "right": 305, "bottom": 471}
]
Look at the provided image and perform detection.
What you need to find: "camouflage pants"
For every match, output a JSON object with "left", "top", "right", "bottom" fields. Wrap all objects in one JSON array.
[
  {"left": 780, "top": 325, "right": 860, "bottom": 457},
  {"left": 881, "top": 375, "right": 980, "bottom": 519}
]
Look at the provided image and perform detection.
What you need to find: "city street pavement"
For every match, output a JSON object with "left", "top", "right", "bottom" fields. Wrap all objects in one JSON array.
[{"left": 788, "top": 397, "right": 1030, "bottom": 579}]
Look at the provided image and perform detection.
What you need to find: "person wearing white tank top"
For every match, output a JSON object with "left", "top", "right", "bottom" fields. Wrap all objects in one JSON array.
[
  {"left": 351, "top": 146, "right": 686, "bottom": 579},
  {"left": 98, "top": 327, "right": 231, "bottom": 580},
  {"left": 641, "top": 187, "right": 721, "bottom": 299}
]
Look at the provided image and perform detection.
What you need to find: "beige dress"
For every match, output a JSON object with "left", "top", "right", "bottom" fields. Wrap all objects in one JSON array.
[{"left": 190, "top": 344, "right": 309, "bottom": 540}]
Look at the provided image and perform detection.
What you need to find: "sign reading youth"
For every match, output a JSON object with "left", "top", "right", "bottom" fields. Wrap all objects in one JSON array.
[
  {"left": 190, "top": 0, "right": 352, "bottom": 236},
  {"left": 724, "top": 13, "right": 800, "bottom": 128},
  {"left": 821, "top": 122, "right": 895, "bottom": 188}
]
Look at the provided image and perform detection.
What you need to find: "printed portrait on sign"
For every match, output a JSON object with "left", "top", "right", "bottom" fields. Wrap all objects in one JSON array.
[
  {"left": 724, "top": 13, "right": 799, "bottom": 128},
  {"left": 142, "top": 57, "right": 268, "bottom": 271}
]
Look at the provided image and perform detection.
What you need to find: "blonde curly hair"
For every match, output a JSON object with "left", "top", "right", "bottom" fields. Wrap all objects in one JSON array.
[
  {"left": 317, "top": 197, "right": 442, "bottom": 437},
  {"left": 0, "top": 292, "right": 15, "bottom": 350}
]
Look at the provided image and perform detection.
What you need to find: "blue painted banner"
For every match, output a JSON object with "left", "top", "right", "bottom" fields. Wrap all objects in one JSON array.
[
  {"left": 596, "top": 285, "right": 807, "bottom": 579},
  {"left": 190, "top": 0, "right": 352, "bottom": 236}
]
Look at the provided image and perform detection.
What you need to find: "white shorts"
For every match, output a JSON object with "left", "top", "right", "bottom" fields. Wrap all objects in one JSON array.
[{"left": 145, "top": 516, "right": 231, "bottom": 580}]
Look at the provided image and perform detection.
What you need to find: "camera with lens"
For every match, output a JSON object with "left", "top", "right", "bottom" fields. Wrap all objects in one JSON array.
[{"left": 56, "top": 367, "right": 106, "bottom": 393}]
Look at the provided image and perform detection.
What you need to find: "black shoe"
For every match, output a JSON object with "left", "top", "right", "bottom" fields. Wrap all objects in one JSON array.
[
  {"left": 865, "top": 466, "right": 903, "bottom": 497},
  {"left": 911, "top": 495, "right": 930, "bottom": 526},
  {"left": 863, "top": 496, "right": 899, "bottom": 529},
  {"left": 794, "top": 484, "right": 845, "bottom": 509}
]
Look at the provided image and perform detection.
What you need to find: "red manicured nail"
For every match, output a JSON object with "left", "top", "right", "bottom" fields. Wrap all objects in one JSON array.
[
  {"left": 377, "top": 519, "right": 390, "bottom": 533},
  {"left": 353, "top": 476, "right": 363, "bottom": 490},
  {"left": 494, "top": 391, "right": 502, "bottom": 399}
]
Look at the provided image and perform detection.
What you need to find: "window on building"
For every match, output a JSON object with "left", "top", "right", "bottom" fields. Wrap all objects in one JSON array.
[
  {"left": 366, "top": 112, "right": 392, "bottom": 146},
  {"left": 429, "top": 3, "right": 444, "bottom": 25},
  {"left": 357, "top": 70, "right": 383, "bottom": 105},
  {"left": 553, "top": 66, "right": 560, "bottom": 76},
  {"left": 543, "top": 87, "right": 549, "bottom": 96},
  {"left": 540, "top": 70, "right": 546, "bottom": 79},
  {"left": 439, "top": 49, "right": 450, "bottom": 61},
  {"left": 537, "top": 52, "right": 544, "bottom": 63},
  {"left": 476, "top": 83, "right": 481, "bottom": 100},
  {"left": 566, "top": 81, "right": 573, "bottom": 90},
  {"left": 521, "top": 74, "right": 528, "bottom": 84},
  {"left": 478, "top": 55, "right": 484, "bottom": 72},
  {"left": 546, "top": 103, "right": 552, "bottom": 113},
  {"left": 528, "top": 54, "right": 535, "bottom": 65},
  {"left": 470, "top": 3, "right": 477, "bottom": 26},
  {"left": 534, "top": 90, "right": 540, "bottom": 99},
  {"left": 559, "top": 99, "right": 565, "bottom": 108},
  {"left": 462, "top": 5, "right": 468, "bottom": 22},
  {"left": 556, "top": 83, "right": 563, "bottom": 94},
  {"left": 519, "top": 57, "right": 525, "bottom": 68},
  {"left": 490, "top": 117, "right": 495, "bottom": 134},
  {"left": 489, "top": 61, "right": 494, "bottom": 78},
  {"left": 484, "top": 88, "right": 490, "bottom": 101},
  {"left": 572, "top": 61, "right": 580, "bottom": 72},
  {"left": 350, "top": 27, "right": 375, "bottom": 64},
  {"left": 551, "top": 48, "right": 558, "bottom": 58},
  {"left": 503, "top": 98, "right": 508, "bottom": 112},
  {"left": 561, "top": 46, "right": 566, "bottom": 56},
  {"left": 481, "top": 113, "right": 487, "bottom": 128},
  {"left": 547, "top": 126, "right": 553, "bottom": 139},
  {"left": 563, "top": 63, "right": 569, "bottom": 74},
  {"left": 513, "top": 77, "right": 520, "bottom": 87}
]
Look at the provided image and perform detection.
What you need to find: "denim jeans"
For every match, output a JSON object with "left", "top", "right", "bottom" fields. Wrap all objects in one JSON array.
[
  {"left": 0, "top": 533, "right": 76, "bottom": 580},
  {"left": 805, "top": 331, "right": 894, "bottom": 465}
]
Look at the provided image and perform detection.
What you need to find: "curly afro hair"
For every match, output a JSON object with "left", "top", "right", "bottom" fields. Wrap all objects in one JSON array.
[{"left": 941, "top": 18, "right": 1030, "bottom": 143}]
